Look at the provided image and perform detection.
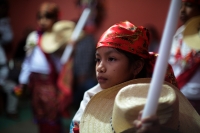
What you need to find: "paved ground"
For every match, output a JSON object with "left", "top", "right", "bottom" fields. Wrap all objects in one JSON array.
[{"left": 0, "top": 97, "right": 75, "bottom": 133}]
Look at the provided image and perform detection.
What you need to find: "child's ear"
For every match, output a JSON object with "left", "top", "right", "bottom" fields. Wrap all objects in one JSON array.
[{"left": 132, "top": 59, "right": 144, "bottom": 77}]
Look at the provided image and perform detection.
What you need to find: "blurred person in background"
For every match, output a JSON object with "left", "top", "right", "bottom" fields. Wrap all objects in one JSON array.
[
  {"left": 169, "top": 0, "right": 200, "bottom": 114},
  {"left": 72, "top": 32, "right": 97, "bottom": 109},
  {"left": 18, "top": 2, "right": 67, "bottom": 133},
  {"left": 0, "top": 0, "right": 18, "bottom": 119},
  {"left": 72, "top": 0, "right": 105, "bottom": 109}
]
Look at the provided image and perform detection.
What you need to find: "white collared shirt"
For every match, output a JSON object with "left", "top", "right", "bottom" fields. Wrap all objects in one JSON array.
[
  {"left": 72, "top": 84, "right": 103, "bottom": 123},
  {"left": 19, "top": 31, "right": 62, "bottom": 84},
  {"left": 169, "top": 25, "right": 200, "bottom": 100}
]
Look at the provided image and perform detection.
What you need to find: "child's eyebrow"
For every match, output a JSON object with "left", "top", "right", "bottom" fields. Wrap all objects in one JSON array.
[
  {"left": 96, "top": 49, "right": 118, "bottom": 57},
  {"left": 105, "top": 50, "right": 116, "bottom": 55},
  {"left": 95, "top": 52, "right": 100, "bottom": 56}
]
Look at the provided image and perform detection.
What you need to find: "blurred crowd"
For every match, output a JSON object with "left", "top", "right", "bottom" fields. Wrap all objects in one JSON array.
[{"left": 0, "top": 0, "right": 104, "bottom": 132}]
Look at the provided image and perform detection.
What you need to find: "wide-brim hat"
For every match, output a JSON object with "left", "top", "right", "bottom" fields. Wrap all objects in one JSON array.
[
  {"left": 80, "top": 78, "right": 200, "bottom": 133},
  {"left": 183, "top": 16, "right": 200, "bottom": 50},
  {"left": 41, "top": 20, "right": 84, "bottom": 53}
]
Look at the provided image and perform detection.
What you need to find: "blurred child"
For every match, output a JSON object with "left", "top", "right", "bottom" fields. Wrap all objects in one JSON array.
[
  {"left": 70, "top": 21, "right": 178, "bottom": 133},
  {"left": 168, "top": 0, "right": 200, "bottom": 114},
  {"left": 18, "top": 2, "right": 63, "bottom": 133},
  {"left": 72, "top": 0, "right": 106, "bottom": 109},
  {"left": 0, "top": 0, "right": 18, "bottom": 119}
]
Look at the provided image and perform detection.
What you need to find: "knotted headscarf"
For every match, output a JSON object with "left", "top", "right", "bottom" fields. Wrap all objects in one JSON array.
[
  {"left": 97, "top": 21, "right": 150, "bottom": 59},
  {"left": 96, "top": 21, "right": 177, "bottom": 87}
]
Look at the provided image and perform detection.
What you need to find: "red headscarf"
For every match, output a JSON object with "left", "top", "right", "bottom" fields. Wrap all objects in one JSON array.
[
  {"left": 97, "top": 21, "right": 150, "bottom": 59},
  {"left": 96, "top": 21, "right": 177, "bottom": 87}
]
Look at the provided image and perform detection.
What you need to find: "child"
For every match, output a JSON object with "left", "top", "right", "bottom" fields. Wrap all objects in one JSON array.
[
  {"left": 0, "top": 0, "right": 18, "bottom": 119},
  {"left": 169, "top": 0, "right": 200, "bottom": 114},
  {"left": 18, "top": 2, "right": 64, "bottom": 133},
  {"left": 70, "top": 21, "right": 178, "bottom": 133}
]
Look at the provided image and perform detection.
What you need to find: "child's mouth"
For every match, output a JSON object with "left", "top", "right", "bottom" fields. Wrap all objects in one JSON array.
[{"left": 97, "top": 76, "right": 107, "bottom": 83}]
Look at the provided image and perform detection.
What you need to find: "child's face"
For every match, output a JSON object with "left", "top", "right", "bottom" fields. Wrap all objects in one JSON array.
[
  {"left": 37, "top": 12, "right": 56, "bottom": 32},
  {"left": 95, "top": 47, "right": 134, "bottom": 89},
  {"left": 180, "top": 2, "right": 200, "bottom": 24}
]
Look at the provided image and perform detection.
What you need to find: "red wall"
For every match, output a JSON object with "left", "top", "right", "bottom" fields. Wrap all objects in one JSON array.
[{"left": 8, "top": 0, "right": 171, "bottom": 58}]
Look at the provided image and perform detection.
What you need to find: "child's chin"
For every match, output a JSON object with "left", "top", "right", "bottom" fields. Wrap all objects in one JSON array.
[
  {"left": 100, "top": 84, "right": 112, "bottom": 90},
  {"left": 100, "top": 85, "right": 107, "bottom": 89}
]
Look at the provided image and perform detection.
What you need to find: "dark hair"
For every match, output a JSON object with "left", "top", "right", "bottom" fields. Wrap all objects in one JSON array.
[
  {"left": 194, "top": 0, "right": 200, "bottom": 9},
  {"left": 116, "top": 49, "right": 147, "bottom": 78},
  {"left": 37, "top": 2, "right": 59, "bottom": 21},
  {"left": 36, "top": 12, "right": 58, "bottom": 20},
  {"left": 198, "top": 3, "right": 200, "bottom": 10}
]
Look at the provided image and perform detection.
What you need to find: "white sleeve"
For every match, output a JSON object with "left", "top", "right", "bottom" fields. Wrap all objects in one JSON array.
[
  {"left": 24, "top": 31, "right": 38, "bottom": 56},
  {"left": 18, "top": 31, "right": 38, "bottom": 84},
  {"left": 18, "top": 54, "right": 32, "bottom": 84},
  {"left": 72, "top": 84, "right": 102, "bottom": 123}
]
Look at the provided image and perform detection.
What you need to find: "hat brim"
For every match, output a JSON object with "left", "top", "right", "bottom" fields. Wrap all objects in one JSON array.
[
  {"left": 80, "top": 78, "right": 200, "bottom": 133},
  {"left": 183, "top": 16, "right": 200, "bottom": 50},
  {"left": 41, "top": 32, "right": 62, "bottom": 53},
  {"left": 41, "top": 20, "right": 84, "bottom": 54}
]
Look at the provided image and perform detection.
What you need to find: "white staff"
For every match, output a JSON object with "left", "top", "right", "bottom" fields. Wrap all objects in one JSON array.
[
  {"left": 142, "top": 0, "right": 181, "bottom": 119},
  {"left": 60, "top": 8, "right": 91, "bottom": 64}
]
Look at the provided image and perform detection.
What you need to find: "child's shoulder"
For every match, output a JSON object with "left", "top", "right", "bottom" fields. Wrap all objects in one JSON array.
[{"left": 85, "top": 84, "right": 102, "bottom": 98}]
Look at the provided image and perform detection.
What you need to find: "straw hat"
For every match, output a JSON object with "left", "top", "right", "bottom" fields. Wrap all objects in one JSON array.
[
  {"left": 80, "top": 78, "right": 200, "bottom": 133},
  {"left": 183, "top": 16, "right": 200, "bottom": 50},
  {"left": 41, "top": 20, "right": 83, "bottom": 53}
]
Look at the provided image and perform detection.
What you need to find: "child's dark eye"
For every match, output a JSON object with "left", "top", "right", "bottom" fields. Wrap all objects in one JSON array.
[
  {"left": 95, "top": 58, "right": 100, "bottom": 63},
  {"left": 108, "top": 57, "right": 116, "bottom": 62}
]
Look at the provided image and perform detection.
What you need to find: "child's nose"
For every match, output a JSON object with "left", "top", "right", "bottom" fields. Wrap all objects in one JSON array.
[
  {"left": 180, "top": 4, "right": 186, "bottom": 13},
  {"left": 96, "top": 62, "right": 106, "bottom": 73}
]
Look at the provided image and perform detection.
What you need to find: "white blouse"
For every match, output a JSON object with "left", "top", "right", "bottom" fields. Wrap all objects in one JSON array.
[
  {"left": 19, "top": 31, "right": 62, "bottom": 84},
  {"left": 169, "top": 25, "right": 200, "bottom": 100},
  {"left": 72, "top": 84, "right": 103, "bottom": 123}
]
